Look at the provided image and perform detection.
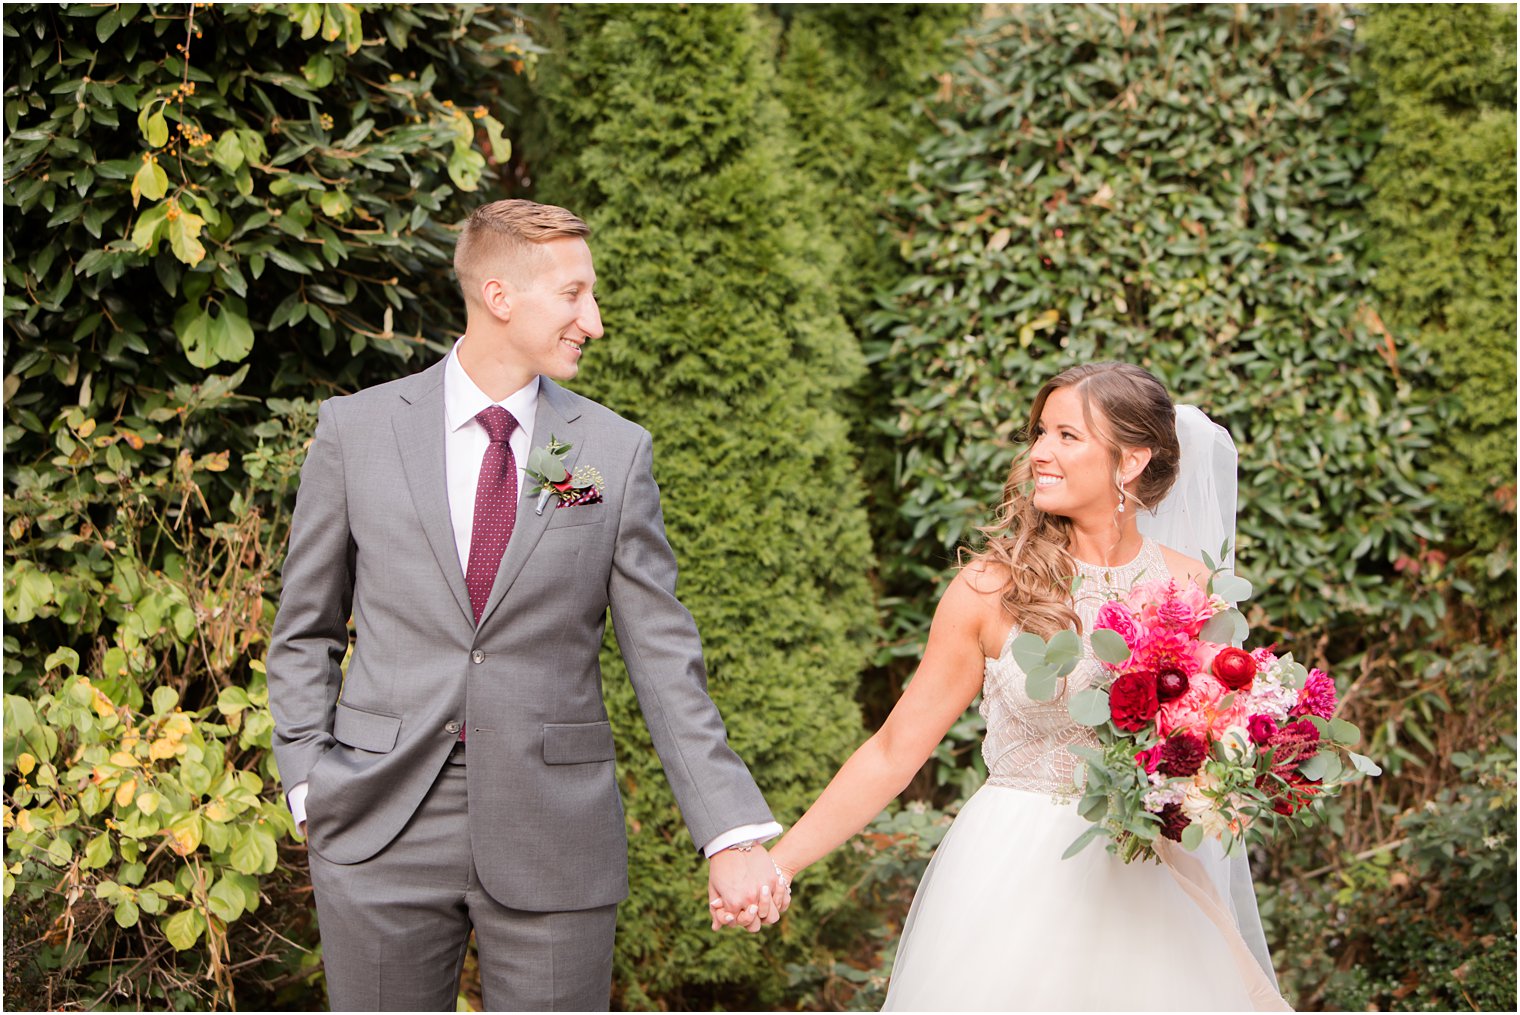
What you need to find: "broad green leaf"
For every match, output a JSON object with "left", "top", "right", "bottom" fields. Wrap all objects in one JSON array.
[
  {"left": 162, "top": 907, "right": 206, "bottom": 951},
  {"left": 1348, "top": 752, "right": 1383, "bottom": 777},
  {"left": 151, "top": 686, "right": 178, "bottom": 716},
  {"left": 1024, "top": 664, "right": 1059, "bottom": 703},
  {"left": 1077, "top": 793, "right": 1108, "bottom": 822},
  {"left": 1045, "top": 630, "right": 1083, "bottom": 668},
  {"left": 83, "top": 833, "right": 113, "bottom": 869},
  {"left": 481, "top": 114, "right": 511, "bottom": 162},
  {"left": 209, "top": 301, "right": 256, "bottom": 363},
  {"left": 43, "top": 647, "right": 80, "bottom": 674},
  {"left": 212, "top": 131, "right": 245, "bottom": 171},
  {"left": 1067, "top": 688, "right": 1111, "bottom": 727},
  {"left": 146, "top": 111, "right": 168, "bottom": 148},
  {"left": 114, "top": 898, "right": 140, "bottom": 928},
  {"left": 1199, "top": 608, "right": 1245, "bottom": 645},
  {"left": 1089, "top": 628, "right": 1131, "bottom": 665},
  {"left": 1180, "top": 823, "right": 1205, "bottom": 851},
  {"left": 207, "top": 876, "right": 246, "bottom": 922},
  {"left": 1211, "top": 573, "right": 1253, "bottom": 603},
  {"left": 168, "top": 205, "right": 206, "bottom": 267},
  {"left": 217, "top": 687, "right": 253, "bottom": 715},
  {"left": 130, "top": 158, "right": 167, "bottom": 206},
  {"left": 130, "top": 202, "right": 169, "bottom": 253},
  {"left": 1328, "top": 718, "right": 1361, "bottom": 746},
  {"left": 1009, "top": 632, "right": 1048, "bottom": 673}
]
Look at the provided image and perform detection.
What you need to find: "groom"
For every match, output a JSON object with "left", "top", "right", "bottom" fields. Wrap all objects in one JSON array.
[{"left": 267, "top": 199, "right": 785, "bottom": 1011}]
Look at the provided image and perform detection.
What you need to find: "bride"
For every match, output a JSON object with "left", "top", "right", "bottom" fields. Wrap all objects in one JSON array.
[{"left": 768, "top": 362, "right": 1290, "bottom": 1010}]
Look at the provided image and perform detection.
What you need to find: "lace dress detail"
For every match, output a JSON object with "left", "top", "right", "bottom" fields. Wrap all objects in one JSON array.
[{"left": 980, "top": 537, "right": 1169, "bottom": 796}]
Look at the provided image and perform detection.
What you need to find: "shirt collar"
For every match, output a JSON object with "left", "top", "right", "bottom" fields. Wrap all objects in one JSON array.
[{"left": 444, "top": 339, "right": 540, "bottom": 433}]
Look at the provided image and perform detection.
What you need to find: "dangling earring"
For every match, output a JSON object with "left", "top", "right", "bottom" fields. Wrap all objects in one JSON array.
[{"left": 1119, "top": 488, "right": 1126, "bottom": 513}]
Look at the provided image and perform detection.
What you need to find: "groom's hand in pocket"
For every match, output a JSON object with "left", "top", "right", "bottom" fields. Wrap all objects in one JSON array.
[{"left": 707, "top": 844, "right": 785, "bottom": 933}]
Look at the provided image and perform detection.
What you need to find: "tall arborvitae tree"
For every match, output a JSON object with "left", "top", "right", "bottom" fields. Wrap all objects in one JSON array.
[
  {"left": 529, "top": 5, "right": 878, "bottom": 1007},
  {"left": 1361, "top": 4, "right": 1517, "bottom": 621}
]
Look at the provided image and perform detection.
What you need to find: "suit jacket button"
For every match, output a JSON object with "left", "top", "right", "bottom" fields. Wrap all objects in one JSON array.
[
  {"left": 471, "top": 650, "right": 486, "bottom": 664},
  {"left": 444, "top": 720, "right": 462, "bottom": 735}
]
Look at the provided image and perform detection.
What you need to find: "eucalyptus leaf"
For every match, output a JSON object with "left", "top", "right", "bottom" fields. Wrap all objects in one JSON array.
[
  {"left": 1348, "top": 752, "right": 1383, "bottom": 777},
  {"left": 1089, "top": 628, "right": 1131, "bottom": 665},
  {"left": 1211, "top": 573, "right": 1253, "bottom": 603},
  {"left": 1329, "top": 718, "right": 1361, "bottom": 746},
  {"left": 1024, "top": 665, "right": 1059, "bottom": 703},
  {"left": 1067, "top": 688, "right": 1111, "bottom": 727},
  {"left": 1180, "top": 823, "right": 1204, "bottom": 851},
  {"left": 1061, "top": 825, "right": 1102, "bottom": 860},
  {"left": 1045, "top": 630, "right": 1083, "bottom": 668},
  {"left": 1010, "top": 632, "right": 1049, "bottom": 673}
]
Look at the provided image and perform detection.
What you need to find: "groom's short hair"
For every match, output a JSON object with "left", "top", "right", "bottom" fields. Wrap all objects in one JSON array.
[{"left": 455, "top": 200, "right": 590, "bottom": 302}]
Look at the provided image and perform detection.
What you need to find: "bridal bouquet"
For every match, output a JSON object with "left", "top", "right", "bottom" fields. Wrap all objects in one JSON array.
[{"left": 1017, "top": 566, "right": 1381, "bottom": 864}]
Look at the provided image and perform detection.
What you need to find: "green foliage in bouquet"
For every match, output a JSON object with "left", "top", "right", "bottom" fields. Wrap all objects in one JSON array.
[
  {"left": 529, "top": 4, "right": 878, "bottom": 1008},
  {"left": 867, "top": 3, "right": 1445, "bottom": 651},
  {"left": 1359, "top": 4, "right": 1517, "bottom": 613},
  {"left": 3, "top": 3, "right": 530, "bottom": 1008}
]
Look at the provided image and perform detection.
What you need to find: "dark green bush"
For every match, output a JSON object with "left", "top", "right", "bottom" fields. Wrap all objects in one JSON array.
[
  {"left": 869, "top": 3, "right": 1446, "bottom": 645},
  {"left": 529, "top": 4, "right": 878, "bottom": 1007},
  {"left": 1359, "top": 3, "right": 1517, "bottom": 619},
  {"left": 3, "top": 4, "right": 527, "bottom": 1007}
]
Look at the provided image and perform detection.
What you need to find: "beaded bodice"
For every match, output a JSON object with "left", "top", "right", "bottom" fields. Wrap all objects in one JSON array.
[{"left": 980, "top": 537, "right": 1169, "bottom": 796}]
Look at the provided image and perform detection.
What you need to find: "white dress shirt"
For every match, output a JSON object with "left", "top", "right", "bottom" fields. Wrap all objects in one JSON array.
[{"left": 291, "top": 341, "right": 779, "bottom": 857}]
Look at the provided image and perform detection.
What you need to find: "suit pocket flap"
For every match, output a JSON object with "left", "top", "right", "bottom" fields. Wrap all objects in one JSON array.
[
  {"left": 333, "top": 700, "right": 401, "bottom": 754},
  {"left": 543, "top": 721, "right": 615, "bottom": 764}
]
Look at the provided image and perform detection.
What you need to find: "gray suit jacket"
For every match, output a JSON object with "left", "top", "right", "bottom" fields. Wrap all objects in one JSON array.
[{"left": 266, "top": 360, "right": 773, "bottom": 911}]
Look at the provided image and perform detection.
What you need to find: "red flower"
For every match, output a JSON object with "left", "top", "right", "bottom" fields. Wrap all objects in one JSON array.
[
  {"left": 1256, "top": 771, "right": 1321, "bottom": 815},
  {"left": 1155, "top": 666, "right": 1190, "bottom": 703},
  {"left": 1159, "top": 732, "right": 1209, "bottom": 777},
  {"left": 1212, "top": 647, "right": 1257, "bottom": 691},
  {"left": 1247, "top": 714, "right": 1277, "bottom": 745},
  {"left": 1109, "top": 670, "right": 1160, "bottom": 732}
]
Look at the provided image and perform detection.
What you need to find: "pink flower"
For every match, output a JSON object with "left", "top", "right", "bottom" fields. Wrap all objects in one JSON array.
[
  {"left": 1135, "top": 745, "right": 1163, "bottom": 774},
  {"left": 1290, "top": 670, "right": 1337, "bottom": 720},
  {"left": 1157, "top": 670, "right": 1248, "bottom": 739},
  {"left": 1095, "top": 600, "right": 1142, "bottom": 653},
  {"left": 1131, "top": 628, "right": 1203, "bottom": 680},
  {"left": 1128, "top": 580, "right": 1221, "bottom": 637},
  {"left": 1247, "top": 714, "right": 1278, "bottom": 745}
]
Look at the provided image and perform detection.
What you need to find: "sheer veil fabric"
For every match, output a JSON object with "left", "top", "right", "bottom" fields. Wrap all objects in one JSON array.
[{"left": 1137, "top": 404, "right": 1279, "bottom": 988}]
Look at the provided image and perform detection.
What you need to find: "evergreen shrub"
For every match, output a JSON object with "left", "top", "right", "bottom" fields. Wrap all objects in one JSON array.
[
  {"left": 530, "top": 4, "right": 878, "bottom": 1007},
  {"left": 1359, "top": 3, "right": 1517, "bottom": 616}
]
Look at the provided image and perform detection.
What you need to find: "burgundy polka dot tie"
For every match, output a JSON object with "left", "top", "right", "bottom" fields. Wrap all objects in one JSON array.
[{"left": 465, "top": 405, "right": 519, "bottom": 625}]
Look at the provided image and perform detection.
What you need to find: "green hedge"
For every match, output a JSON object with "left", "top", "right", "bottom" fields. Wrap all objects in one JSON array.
[
  {"left": 530, "top": 4, "right": 878, "bottom": 1007},
  {"left": 867, "top": 4, "right": 1446, "bottom": 647},
  {"left": 3, "top": 4, "right": 526, "bottom": 1008},
  {"left": 1360, "top": 3, "right": 1517, "bottom": 611}
]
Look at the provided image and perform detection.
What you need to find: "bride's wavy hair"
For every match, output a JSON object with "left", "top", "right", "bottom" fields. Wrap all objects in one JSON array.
[{"left": 968, "top": 362, "right": 1181, "bottom": 637}]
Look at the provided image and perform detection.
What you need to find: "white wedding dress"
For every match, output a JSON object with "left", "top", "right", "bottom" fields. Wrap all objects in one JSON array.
[{"left": 883, "top": 538, "right": 1290, "bottom": 1011}]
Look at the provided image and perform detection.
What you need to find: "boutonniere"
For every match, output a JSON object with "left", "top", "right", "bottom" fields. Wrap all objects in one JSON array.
[{"left": 525, "top": 435, "right": 605, "bottom": 514}]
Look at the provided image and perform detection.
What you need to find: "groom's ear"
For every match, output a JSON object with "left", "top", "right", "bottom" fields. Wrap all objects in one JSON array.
[{"left": 479, "top": 278, "right": 514, "bottom": 325}]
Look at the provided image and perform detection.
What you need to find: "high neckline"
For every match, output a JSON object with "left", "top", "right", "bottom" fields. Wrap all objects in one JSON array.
[{"left": 1069, "top": 537, "right": 1149, "bottom": 573}]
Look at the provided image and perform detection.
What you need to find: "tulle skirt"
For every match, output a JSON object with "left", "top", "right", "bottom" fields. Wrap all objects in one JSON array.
[{"left": 883, "top": 785, "right": 1289, "bottom": 1011}]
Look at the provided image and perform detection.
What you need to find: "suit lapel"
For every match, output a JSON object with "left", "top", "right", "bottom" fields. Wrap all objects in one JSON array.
[
  {"left": 475, "top": 378, "right": 585, "bottom": 631},
  {"left": 392, "top": 361, "right": 475, "bottom": 627}
]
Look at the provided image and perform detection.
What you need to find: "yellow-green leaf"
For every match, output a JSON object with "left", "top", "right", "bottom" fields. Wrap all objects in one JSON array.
[
  {"left": 114, "top": 898, "right": 140, "bottom": 928},
  {"left": 146, "top": 111, "right": 168, "bottom": 148},
  {"left": 162, "top": 907, "right": 206, "bottom": 951},
  {"left": 167, "top": 206, "right": 206, "bottom": 267}
]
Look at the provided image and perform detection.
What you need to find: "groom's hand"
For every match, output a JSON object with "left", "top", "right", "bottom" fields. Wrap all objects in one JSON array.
[{"left": 707, "top": 844, "right": 787, "bottom": 933}]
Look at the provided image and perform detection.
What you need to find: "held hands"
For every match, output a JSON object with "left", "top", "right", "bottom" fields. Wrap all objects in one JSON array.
[{"left": 706, "top": 842, "right": 792, "bottom": 933}]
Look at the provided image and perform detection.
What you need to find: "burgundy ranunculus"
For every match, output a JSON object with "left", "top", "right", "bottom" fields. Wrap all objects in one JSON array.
[
  {"left": 1247, "top": 714, "right": 1278, "bottom": 745},
  {"left": 1158, "top": 731, "right": 1209, "bottom": 777},
  {"left": 1212, "top": 647, "right": 1258, "bottom": 691},
  {"left": 1155, "top": 666, "right": 1190, "bottom": 703},
  {"left": 1109, "top": 670, "right": 1160, "bottom": 732},
  {"left": 1157, "top": 802, "right": 1191, "bottom": 842}
]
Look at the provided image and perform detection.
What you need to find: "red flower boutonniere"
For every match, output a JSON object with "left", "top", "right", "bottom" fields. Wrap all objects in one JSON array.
[{"left": 526, "top": 435, "right": 604, "bottom": 514}]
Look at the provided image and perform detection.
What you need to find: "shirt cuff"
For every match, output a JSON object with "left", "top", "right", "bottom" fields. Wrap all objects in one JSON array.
[
  {"left": 702, "top": 821, "right": 783, "bottom": 858},
  {"left": 287, "top": 781, "right": 309, "bottom": 828}
]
